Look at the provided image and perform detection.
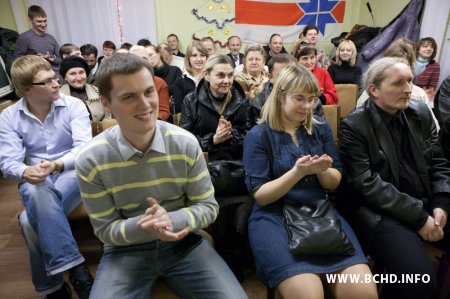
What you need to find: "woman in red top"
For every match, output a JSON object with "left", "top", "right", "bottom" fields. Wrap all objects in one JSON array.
[{"left": 294, "top": 44, "right": 338, "bottom": 105}]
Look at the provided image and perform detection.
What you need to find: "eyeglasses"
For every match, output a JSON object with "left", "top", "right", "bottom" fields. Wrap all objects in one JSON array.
[
  {"left": 289, "top": 95, "right": 317, "bottom": 105},
  {"left": 31, "top": 75, "right": 60, "bottom": 87}
]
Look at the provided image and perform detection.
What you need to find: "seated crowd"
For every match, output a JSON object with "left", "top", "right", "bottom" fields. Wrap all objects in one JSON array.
[{"left": 1, "top": 4, "right": 449, "bottom": 299}]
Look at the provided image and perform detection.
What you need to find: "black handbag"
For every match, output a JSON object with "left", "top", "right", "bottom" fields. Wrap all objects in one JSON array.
[
  {"left": 259, "top": 125, "right": 355, "bottom": 256},
  {"left": 208, "top": 160, "right": 247, "bottom": 196},
  {"left": 283, "top": 198, "right": 355, "bottom": 256}
]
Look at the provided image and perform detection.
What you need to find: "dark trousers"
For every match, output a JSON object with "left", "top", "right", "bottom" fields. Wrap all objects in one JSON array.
[{"left": 367, "top": 215, "right": 449, "bottom": 299}]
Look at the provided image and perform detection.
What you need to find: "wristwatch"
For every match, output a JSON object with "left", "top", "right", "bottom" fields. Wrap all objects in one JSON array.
[{"left": 51, "top": 160, "right": 64, "bottom": 174}]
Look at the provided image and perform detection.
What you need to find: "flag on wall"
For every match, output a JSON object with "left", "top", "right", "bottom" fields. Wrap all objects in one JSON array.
[{"left": 235, "top": 0, "right": 346, "bottom": 43}]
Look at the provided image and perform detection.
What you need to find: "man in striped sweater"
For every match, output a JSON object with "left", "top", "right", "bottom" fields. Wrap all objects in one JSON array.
[
  {"left": 75, "top": 53, "right": 247, "bottom": 299},
  {"left": 14, "top": 5, "right": 61, "bottom": 72}
]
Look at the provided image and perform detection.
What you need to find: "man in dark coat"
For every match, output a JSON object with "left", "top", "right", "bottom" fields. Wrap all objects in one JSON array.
[{"left": 339, "top": 57, "right": 450, "bottom": 299}]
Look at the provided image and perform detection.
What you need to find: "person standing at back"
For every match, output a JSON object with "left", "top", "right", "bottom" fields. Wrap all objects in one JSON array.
[{"left": 15, "top": 5, "right": 61, "bottom": 73}]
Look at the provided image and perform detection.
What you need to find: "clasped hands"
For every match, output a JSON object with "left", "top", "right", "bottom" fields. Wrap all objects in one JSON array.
[
  {"left": 137, "top": 197, "right": 190, "bottom": 241},
  {"left": 22, "top": 160, "right": 55, "bottom": 184},
  {"left": 418, "top": 208, "right": 447, "bottom": 242},
  {"left": 213, "top": 116, "right": 232, "bottom": 145},
  {"left": 294, "top": 154, "right": 333, "bottom": 177}
]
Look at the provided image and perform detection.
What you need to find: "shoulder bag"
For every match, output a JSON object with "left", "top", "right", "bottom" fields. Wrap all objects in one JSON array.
[{"left": 259, "top": 125, "right": 355, "bottom": 256}]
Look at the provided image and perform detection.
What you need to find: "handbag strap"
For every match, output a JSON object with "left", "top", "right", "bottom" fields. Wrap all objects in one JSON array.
[{"left": 259, "top": 124, "right": 273, "bottom": 176}]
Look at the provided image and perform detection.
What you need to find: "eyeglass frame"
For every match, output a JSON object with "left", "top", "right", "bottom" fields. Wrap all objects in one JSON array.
[
  {"left": 280, "top": 91, "right": 318, "bottom": 106},
  {"left": 31, "top": 75, "right": 60, "bottom": 87}
]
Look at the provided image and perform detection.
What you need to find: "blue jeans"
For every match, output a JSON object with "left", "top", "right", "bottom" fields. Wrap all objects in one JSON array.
[
  {"left": 90, "top": 237, "right": 248, "bottom": 299},
  {"left": 18, "top": 170, "right": 85, "bottom": 294}
]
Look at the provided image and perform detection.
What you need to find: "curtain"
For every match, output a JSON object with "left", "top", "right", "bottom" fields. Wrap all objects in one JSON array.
[{"left": 12, "top": 0, "right": 157, "bottom": 53}]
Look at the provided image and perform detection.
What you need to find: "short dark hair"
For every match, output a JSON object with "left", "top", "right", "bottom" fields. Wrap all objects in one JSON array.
[
  {"left": 102, "top": 40, "right": 116, "bottom": 50},
  {"left": 269, "top": 34, "right": 282, "bottom": 44},
  {"left": 416, "top": 37, "right": 438, "bottom": 62},
  {"left": 59, "top": 43, "right": 79, "bottom": 58},
  {"left": 293, "top": 44, "right": 317, "bottom": 60},
  {"left": 267, "top": 53, "right": 296, "bottom": 74},
  {"left": 80, "top": 44, "right": 98, "bottom": 58},
  {"left": 120, "top": 42, "right": 133, "bottom": 50},
  {"left": 96, "top": 53, "right": 153, "bottom": 101},
  {"left": 137, "top": 38, "right": 152, "bottom": 47},
  {"left": 302, "top": 25, "right": 319, "bottom": 37},
  {"left": 28, "top": 5, "right": 46, "bottom": 19},
  {"left": 167, "top": 34, "right": 179, "bottom": 41}
]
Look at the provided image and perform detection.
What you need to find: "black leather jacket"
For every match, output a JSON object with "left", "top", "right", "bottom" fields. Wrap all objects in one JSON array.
[
  {"left": 338, "top": 99, "right": 450, "bottom": 246},
  {"left": 180, "top": 79, "right": 251, "bottom": 160}
]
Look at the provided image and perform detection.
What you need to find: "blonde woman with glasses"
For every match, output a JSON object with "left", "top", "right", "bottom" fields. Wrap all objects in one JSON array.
[{"left": 243, "top": 64, "right": 377, "bottom": 299}]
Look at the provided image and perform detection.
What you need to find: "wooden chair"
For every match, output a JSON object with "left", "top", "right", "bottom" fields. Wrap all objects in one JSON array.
[
  {"left": 335, "top": 84, "right": 358, "bottom": 119},
  {"left": 322, "top": 105, "right": 341, "bottom": 145},
  {"left": 69, "top": 119, "right": 118, "bottom": 220},
  {"left": 172, "top": 113, "right": 181, "bottom": 126}
]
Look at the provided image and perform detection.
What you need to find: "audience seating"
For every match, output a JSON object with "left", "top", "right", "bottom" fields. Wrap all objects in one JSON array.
[
  {"left": 68, "top": 119, "right": 119, "bottom": 220},
  {"left": 335, "top": 84, "right": 358, "bottom": 119},
  {"left": 172, "top": 113, "right": 181, "bottom": 126},
  {"left": 322, "top": 105, "right": 341, "bottom": 145}
]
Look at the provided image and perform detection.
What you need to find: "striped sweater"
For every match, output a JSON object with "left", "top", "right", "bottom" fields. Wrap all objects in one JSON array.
[
  {"left": 75, "top": 121, "right": 218, "bottom": 246},
  {"left": 415, "top": 62, "right": 440, "bottom": 90}
]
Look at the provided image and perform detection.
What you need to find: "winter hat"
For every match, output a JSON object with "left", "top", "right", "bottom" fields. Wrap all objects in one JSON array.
[{"left": 59, "top": 56, "right": 90, "bottom": 78}]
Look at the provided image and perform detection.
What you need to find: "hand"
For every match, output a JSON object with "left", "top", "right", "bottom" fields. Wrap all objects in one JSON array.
[
  {"left": 423, "top": 87, "right": 435, "bottom": 102},
  {"left": 137, "top": 198, "right": 190, "bottom": 241},
  {"left": 213, "top": 116, "right": 232, "bottom": 144},
  {"left": 317, "top": 52, "right": 324, "bottom": 61},
  {"left": 418, "top": 215, "right": 444, "bottom": 242},
  {"left": 433, "top": 208, "right": 448, "bottom": 230},
  {"left": 38, "top": 52, "right": 54, "bottom": 62},
  {"left": 22, "top": 160, "right": 54, "bottom": 184},
  {"left": 293, "top": 154, "right": 333, "bottom": 176}
]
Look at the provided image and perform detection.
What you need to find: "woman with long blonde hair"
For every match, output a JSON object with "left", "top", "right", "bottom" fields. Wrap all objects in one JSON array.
[
  {"left": 243, "top": 64, "right": 377, "bottom": 299},
  {"left": 172, "top": 41, "right": 209, "bottom": 113}
]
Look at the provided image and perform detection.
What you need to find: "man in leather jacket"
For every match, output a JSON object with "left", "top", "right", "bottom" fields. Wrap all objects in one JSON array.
[{"left": 339, "top": 57, "right": 450, "bottom": 299}]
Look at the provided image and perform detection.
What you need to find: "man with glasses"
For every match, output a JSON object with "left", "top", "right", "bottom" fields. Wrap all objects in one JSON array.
[{"left": 0, "top": 55, "right": 93, "bottom": 299}]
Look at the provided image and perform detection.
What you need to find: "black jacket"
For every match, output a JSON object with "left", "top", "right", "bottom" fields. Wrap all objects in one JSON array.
[
  {"left": 338, "top": 99, "right": 450, "bottom": 247},
  {"left": 180, "top": 79, "right": 250, "bottom": 160},
  {"left": 262, "top": 45, "right": 287, "bottom": 65},
  {"left": 172, "top": 74, "right": 196, "bottom": 114},
  {"left": 154, "top": 63, "right": 182, "bottom": 96}
]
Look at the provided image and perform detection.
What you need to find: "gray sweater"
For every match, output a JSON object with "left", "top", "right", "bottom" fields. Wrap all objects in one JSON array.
[{"left": 75, "top": 121, "right": 218, "bottom": 246}]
